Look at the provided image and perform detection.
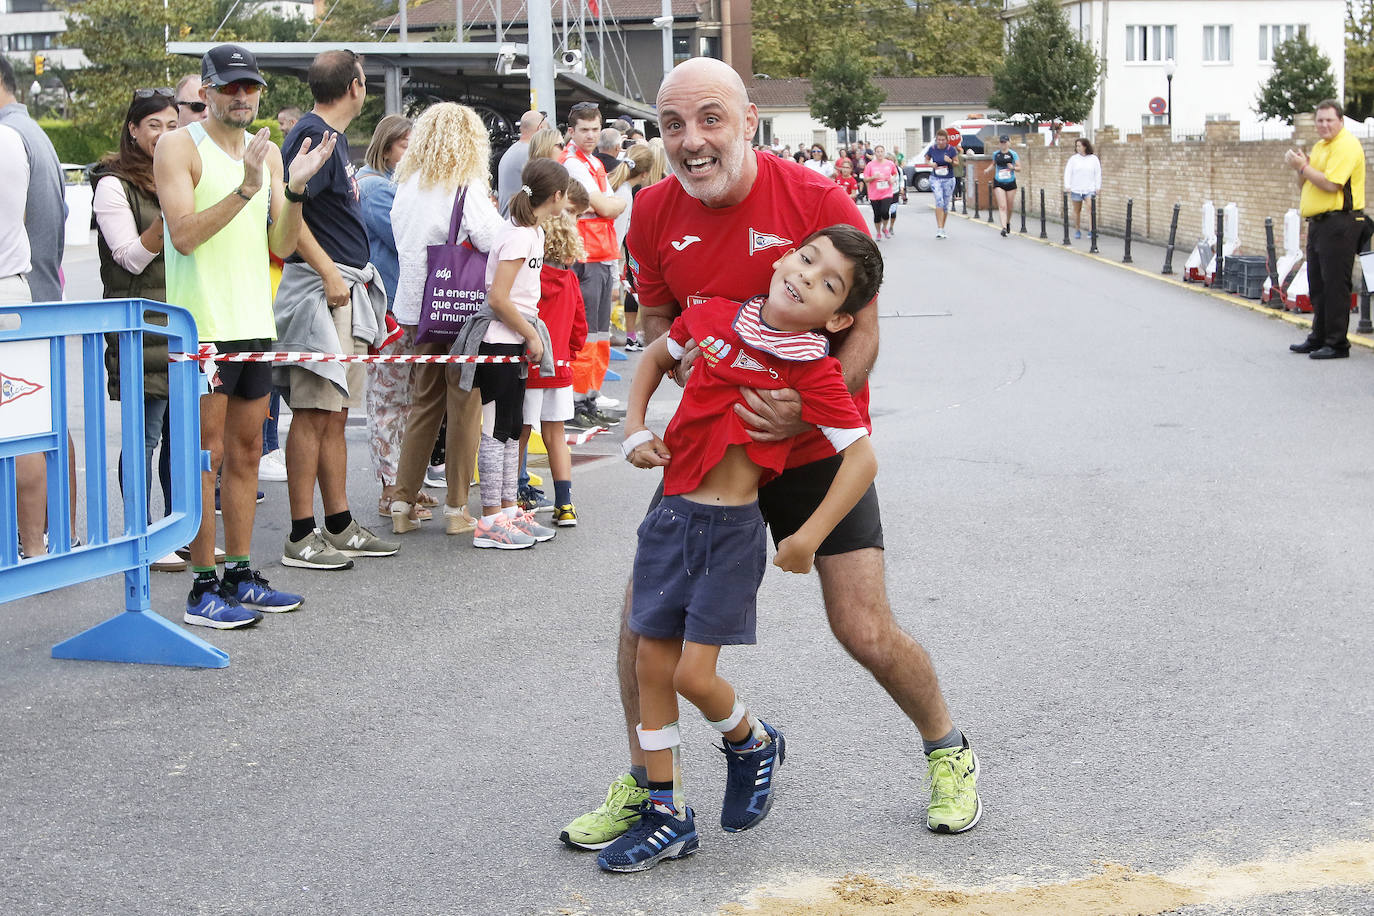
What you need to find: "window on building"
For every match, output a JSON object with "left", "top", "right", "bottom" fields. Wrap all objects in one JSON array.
[
  {"left": 1258, "top": 24, "right": 1307, "bottom": 61},
  {"left": 672, "top": 33, "right": 690, "bottom": 64},
  {"left": 4, "top": 32, "right": 57, "bottom": 52},
  {"left": 1202, "top": 25, "right": 1232, "bottom": 63},
  {"left": 921, "top": 115, "right": 944, "bottom": 143},
  {"left": 756, "top": 118, "right": 774, "bottom": 146},
  {"left": 1205, "top": 113, "right": 1232, "bottom": 122},
  {"left": 700, "top": 36, "right": 721, "bottom": 60},
  {"left": 1126, "top": 24, "right": 1176, "bottom": 62},
  {"left": 9, "top": 0, "right": 58, "bottom": 12},
  {"left": 1141, "top": 114, "right": 1168, "bottom": 126}
]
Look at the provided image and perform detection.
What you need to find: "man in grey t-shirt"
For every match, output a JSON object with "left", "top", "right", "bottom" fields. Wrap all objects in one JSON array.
[
  {"left": 0, "top": 58, "right": 64, "bottom": 302},
  {"left": 497, "top": 110, "right": 547, "bottom": 217}
]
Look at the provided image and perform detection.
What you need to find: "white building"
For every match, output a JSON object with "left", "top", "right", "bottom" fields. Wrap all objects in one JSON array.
[
  {"left": 1002, "top": 0, "right": 1347, "bottom": 136},
  {"left": 748, "top": 76, "right": 994, "bottom": 158},
  {"left": 1, "top": 0, "right": 82, "bottom": 70}
]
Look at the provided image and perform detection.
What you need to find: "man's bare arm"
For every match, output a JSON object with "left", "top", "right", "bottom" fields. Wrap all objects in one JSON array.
[
  {"left": 264, "top": 143, "right": 306, "bottom": 259},
  {"left": 293, "top": 222, "right": 349, "bottom": 307},
  {"left": 831, "top": 301, "right": 879, "bottom": 395},
  {"left": 636, "top": 302, "right": 682, "bottom": 346},
  {"left": 156, "top": 128, "right": 263, "bottom": 256},
  {"left": 589, "top": 189, "right": 626, "bottom": 219}
]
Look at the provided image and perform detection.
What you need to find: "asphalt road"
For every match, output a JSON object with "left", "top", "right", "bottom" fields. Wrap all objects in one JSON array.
[{"left": 2, "top": 216, "right": 1372, "bottom": 915}]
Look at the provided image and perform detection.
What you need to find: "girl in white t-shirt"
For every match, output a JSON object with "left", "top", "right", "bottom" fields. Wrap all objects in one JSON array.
[{"left": 473, "top": 158, "right": 570, "bottom": 549}]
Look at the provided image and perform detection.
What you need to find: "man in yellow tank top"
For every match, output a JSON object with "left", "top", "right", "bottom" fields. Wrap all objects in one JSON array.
[
  {"left": 1285, "top": 98, "right": 1367, "bottom": 360},
  {"left": 155, "top": 44, "right": 337, "bottom": 629}
]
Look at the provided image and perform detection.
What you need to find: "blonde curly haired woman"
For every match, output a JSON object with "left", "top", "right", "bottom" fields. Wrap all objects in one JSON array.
[{"left": 389, "top": 102, "right": 504, "bottom": 534}]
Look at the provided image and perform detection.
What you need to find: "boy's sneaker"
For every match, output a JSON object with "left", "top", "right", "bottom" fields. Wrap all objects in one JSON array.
[
  {"left": 623, "top": 338, "right": 643, "bottom": 352},
  {"left": 516, "top": 484, "right": 554, "bottom": 514},
  {"left": 222, "top": 570, "right": 303, "bottom": 613},
  {"left": 569, "top": 408, "right": 603, "bottom": 431},
  {"left": 926, "top": 738, "right": 981, "bottom": 833},
  {"left": 184, "top": 587, "right": 261, "bottom": 630},
  {"left": 595, "top": 395, "right": 621, "bottom": 410},
  {"left": 472, "top": 513, "right": 536, "bottom": 549},
  {"left": 561, "top": 774, "right": 649, "bottom": 850},
  {"left": 282, "top": 529, "right": 355, "bottom": 570},
  {"left": 424, "top": 464, "right": 447, "bottom": 488},
  {"left": 258, "top": 449, "right": 288, "bottom": 482},
  {"left": 322, "top": 519, "right": 400, "bottom": 558},
  {"left": 591, "top": 408, "right": 622, "bottom": 427},
  {"left": 510, "top": 510, "right": 556, "bottom": 542},
  {"left": 553, "top": 503, "right": 578, "bottom": 527},
  {"left": 597, "top": 803, "right": 699, "bottom": 873},
  {"left": 719, "top": 720, "right": 785, "bottom": 832}
]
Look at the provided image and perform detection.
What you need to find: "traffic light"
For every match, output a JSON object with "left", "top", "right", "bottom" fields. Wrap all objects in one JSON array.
[{"left": 34, "top": 54, "right": 45, "bottom": 76}]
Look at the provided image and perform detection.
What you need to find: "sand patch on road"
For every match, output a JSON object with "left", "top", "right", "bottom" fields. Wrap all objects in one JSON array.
[{"left": 724, "top": 837, "right": 1374, "bottom": 915}]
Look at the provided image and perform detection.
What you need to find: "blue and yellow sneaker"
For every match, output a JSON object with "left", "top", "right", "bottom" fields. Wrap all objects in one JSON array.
[
  {"left": 222, "top": 570, "right": 303, "bottom": 613},
  {"left": 596, "top": 803, "right": 699, "bottom": 873},
  {"left": 719, "top": 720, "right": 785, "bottom": 832}
]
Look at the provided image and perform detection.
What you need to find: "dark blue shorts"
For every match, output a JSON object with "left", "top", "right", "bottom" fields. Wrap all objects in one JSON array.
[{"left": 630, "top": 496, "right": 767, "bottom": 646}]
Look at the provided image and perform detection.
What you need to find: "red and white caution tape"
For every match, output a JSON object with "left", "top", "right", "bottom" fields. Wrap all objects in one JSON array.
[{"left": 170, "top": 344, "right": 568, "bottom": 366}]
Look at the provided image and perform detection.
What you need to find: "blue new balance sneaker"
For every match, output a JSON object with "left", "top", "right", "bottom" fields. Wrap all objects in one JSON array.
[
  {"left": 222, "top": 570, "right": 303, "bottom": 613},
  {"left": 596, "top": 803, "right": 699, "bottom": 873},
  {"left": 184, "top": 587, "right": 261, "bottom": 630},
  {"left": 719, "top": 721, "right": 786, "bottom": 832}
]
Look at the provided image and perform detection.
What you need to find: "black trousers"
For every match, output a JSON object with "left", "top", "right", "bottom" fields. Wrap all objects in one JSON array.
[{"left": 1306, "top": 212, "right": 1360, "bottom": 349}]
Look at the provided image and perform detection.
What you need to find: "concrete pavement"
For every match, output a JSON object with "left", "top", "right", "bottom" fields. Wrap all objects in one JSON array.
[{"left": 2, "top": 220, "right": 1372, "bottom": 914}]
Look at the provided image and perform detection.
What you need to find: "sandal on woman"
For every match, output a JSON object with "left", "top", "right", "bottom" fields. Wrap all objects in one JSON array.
[{"left": 390, "top": 500, "right": 430, "bottom": 533}]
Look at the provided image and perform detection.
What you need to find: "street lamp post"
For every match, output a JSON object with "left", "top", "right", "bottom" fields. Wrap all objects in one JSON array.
[{"left": 1164, "top": 59, "right": 1177, "bottom": 128}]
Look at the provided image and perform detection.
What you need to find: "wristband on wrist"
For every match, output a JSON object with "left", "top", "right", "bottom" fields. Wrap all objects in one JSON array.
[
  {"left": 284, "top": 185, "right": 308, "bottom": 203},
  {"left": 621, "top": 429, "right": 655, "bottom": 461},
  {"left": 233, "top": 186, "right": 253, "bottom": 202}
]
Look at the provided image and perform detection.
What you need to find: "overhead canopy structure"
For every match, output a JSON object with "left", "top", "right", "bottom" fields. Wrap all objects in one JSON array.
[{"left": 166, "top": 41, "right": 658, "bottom": 138}]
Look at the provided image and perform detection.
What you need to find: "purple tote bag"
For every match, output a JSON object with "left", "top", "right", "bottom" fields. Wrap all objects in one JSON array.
[{"left": 416, "top": 187, "right": 487, "bottom": 344}]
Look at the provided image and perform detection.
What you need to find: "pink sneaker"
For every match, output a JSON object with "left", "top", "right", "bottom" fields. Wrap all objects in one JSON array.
[
  {"left": 509, "top": 510, "right": 557, "bottom": 542},
  {"left": 472, "top": 514, "right": 536, "bottom": 549}
]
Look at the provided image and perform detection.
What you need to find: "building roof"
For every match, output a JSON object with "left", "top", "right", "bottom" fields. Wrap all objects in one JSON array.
[
  {"left": 377, "top": 0, "right": 705, "bottom": 32},
  {"left": 745, "top": 76, "right": 994, "bottom": 109}
]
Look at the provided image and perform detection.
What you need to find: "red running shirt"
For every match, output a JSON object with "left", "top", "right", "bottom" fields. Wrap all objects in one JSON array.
[
  {"left": 626, "top": 151, "right": 872, "bottom": 467},
  {"left": 661, "top": 296, "right": 868, "bottom": 497}
]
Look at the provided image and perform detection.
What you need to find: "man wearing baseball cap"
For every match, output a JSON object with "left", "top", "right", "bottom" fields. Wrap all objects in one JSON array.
[{"left": 154, "top": 43, "right": 337, "bottom": 628}]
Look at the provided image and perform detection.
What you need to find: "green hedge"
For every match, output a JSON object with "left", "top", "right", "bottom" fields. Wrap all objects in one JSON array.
[
  {"left": 39, "top": 119, "right": 115, "bottom": 165},
  {"left": 250, "top": 118, "right": 284, "bottom": 146}
]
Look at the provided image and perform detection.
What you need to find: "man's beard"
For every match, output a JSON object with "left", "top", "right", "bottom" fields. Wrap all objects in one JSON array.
[{"left": 671, "top": 131, "right": 752, "bottom": 206}]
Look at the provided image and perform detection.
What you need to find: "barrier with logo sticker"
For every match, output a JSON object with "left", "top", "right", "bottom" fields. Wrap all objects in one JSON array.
[{"left": 0, "top": 299, "right": 223, "bottom": 668}]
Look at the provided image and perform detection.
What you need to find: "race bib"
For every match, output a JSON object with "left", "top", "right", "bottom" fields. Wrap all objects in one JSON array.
[
  {"left": 996, "top": 168, "right": 1012, "bottom": 182},
  {"left": 873, "top": 180, "right": 890, "bottom": 192},
  {"left": 934, "top": 166, "right": 950, "bottom": 178}
]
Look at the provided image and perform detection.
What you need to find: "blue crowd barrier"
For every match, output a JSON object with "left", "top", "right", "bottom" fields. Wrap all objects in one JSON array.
[{"left": 0, "top": 298, "right": 225, "bottom": 668}]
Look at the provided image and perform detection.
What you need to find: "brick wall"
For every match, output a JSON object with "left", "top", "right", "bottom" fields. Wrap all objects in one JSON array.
[{"left": 1012, "top": 116, "right": 1374, "bottom": 255}]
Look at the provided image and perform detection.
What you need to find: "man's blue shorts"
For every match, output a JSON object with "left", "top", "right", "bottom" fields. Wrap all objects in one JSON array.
[
  {"left": 630, "top": 495, "right": 767, "bottom": 646},
  {"left": 931, "top": 177, "right": 956, "bottom": 210}
]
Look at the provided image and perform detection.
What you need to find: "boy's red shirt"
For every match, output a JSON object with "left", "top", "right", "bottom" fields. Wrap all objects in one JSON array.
[{"left": 527, "top": 263, "right": 587, "bottom": 389}]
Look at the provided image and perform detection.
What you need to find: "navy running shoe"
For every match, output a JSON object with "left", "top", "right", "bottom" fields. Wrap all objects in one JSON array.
[
  {"left": 222, "top": 570, "right": 303, "bottom": 613},
  {"left": 184, "top": 587, "right": 261, "bottom": 630},
  {"left": 597, "top": 803, "right": 699, "bottom": 873},
  {"left": 719, "top": 721, "right": 785, "bottom": 832}
]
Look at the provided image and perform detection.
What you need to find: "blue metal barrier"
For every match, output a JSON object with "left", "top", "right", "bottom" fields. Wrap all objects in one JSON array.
[{"left": 0, "top": 299, "right": 224, "bottom": 668}]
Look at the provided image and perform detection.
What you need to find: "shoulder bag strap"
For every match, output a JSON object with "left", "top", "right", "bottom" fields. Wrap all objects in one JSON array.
[{"left": 448, "top": 187, "right": 468, "bottom": 244}]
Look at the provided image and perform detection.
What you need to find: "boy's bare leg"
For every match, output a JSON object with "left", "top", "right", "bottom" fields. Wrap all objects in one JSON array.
[
  {"left": 541, "top": 420, "right": 571, "bottom": 481},
  {"left": 635, "top": 635, "right": 683, "bottom": 783}
]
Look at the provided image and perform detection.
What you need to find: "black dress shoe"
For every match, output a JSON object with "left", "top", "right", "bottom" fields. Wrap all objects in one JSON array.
[
  {"left": 1310, "top": 346, "right": 1350, "bottom": 360},
  {"left": 1290, "top": 340, "right": 1321, "bottom": 353}
]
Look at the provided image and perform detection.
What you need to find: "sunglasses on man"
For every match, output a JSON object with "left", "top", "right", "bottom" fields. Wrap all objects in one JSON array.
[{"left": 176, "top": 100, "right": 207, "bottom": 113}]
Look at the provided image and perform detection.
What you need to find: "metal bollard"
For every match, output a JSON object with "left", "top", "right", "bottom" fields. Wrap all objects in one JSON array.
[
  {"left": 987, "top": 181, "right": 995, "bottom": 224},
  {"left": 1162, "top": 202, "right": 1181, "bottom": 274},
  {"left": 1264, "top": 217, "right": 1282, "bottom": 308},
  {"left": 972, "top": 180, "right": 979, "bottom": 220},
  {"left": 1062, "top": 192, "right": 1070, "bottom": 245},
  {"left": 1122, "top": 198, "right": 1134, "bottom": 263},
  {"left": 1214, "top": 207, "right": 1225, "bottom": 288},
  {"left": 1089, "top": 195, "right": 1100, "bottom": 254},
  {"left": 1039, "top": 188, "right": 1047, "bottom": 238},
  {"left": 960, "top": 177, "right": 967, "bottom": 215},
  {"left": 1360, "top": 231, "right": 1374, "bottom": 333},
  {"left": 1019, "top": 187, "right": 1027, "bottom": 233}
]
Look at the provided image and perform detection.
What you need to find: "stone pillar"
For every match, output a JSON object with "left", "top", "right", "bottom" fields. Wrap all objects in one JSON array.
[
  {"left": 1204, "top": 120, "right": 1240, "bottom": 142},
  {"left": 1294, "top": 113, "right": 1318, "bottom": 147},
  {"left": 1142, "top": 124, "right": 1171, "bottom": 142},
  {"left": 1096, "top": 126, "right": 1119, "bottom": 145}
]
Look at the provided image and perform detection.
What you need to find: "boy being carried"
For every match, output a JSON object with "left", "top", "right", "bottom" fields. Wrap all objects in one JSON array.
[{"left": 598, "top": 225, "right": 882, "bottom": 873}]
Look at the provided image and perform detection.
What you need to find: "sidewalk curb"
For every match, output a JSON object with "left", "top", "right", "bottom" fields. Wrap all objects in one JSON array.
[{"left": 945, "top": 207, "right": 1374, "bottom": 353}]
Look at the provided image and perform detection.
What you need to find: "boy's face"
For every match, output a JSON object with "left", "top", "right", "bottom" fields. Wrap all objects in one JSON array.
[{"left": 764, "top": 235, "right": 857, "bottom": 334}]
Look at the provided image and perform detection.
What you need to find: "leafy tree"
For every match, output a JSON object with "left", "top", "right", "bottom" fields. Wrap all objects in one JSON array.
[
  {"left": 1346, "top": 1, "right": 1374, "bottom": 120},
  {"left": 986, "top": 0, "right": 1099, "bottom": 129},
  {"left": 753, "top": 0, "right": 1002, "bottom": 78},
  {"left": 1255, "top": 34, "right": 1338, "bottom": 124},
  {"left": 806, "top": 45, "right": 886, "bottom": 138}
]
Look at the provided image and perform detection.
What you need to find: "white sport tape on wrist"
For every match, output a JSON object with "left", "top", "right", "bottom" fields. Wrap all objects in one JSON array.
[
  {"left": 621, "top": 429, "right": 655, "bottom": 461},
  {"left": 636, "top": 722, "right": 682, "bottom": 751},
  {"left": 706, "top": 697, "right": 747, "bottom": 734}
]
